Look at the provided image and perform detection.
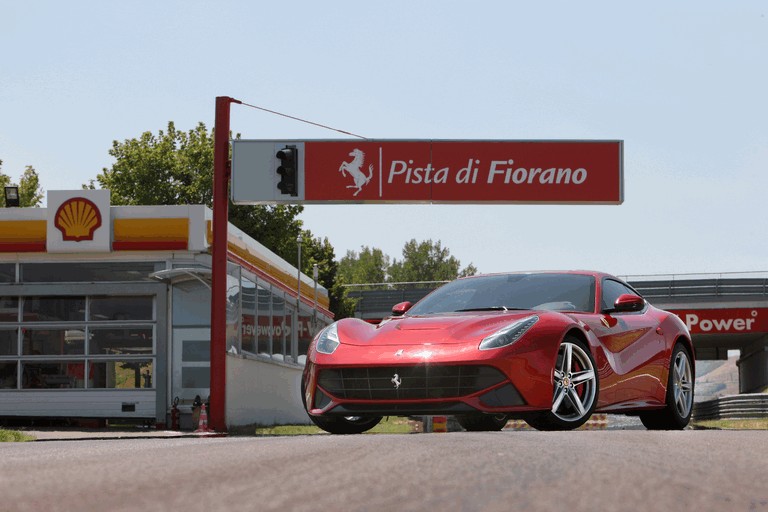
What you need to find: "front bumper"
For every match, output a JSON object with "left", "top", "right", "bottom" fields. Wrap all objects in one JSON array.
[{"left": 304, "top": 342, "right": 557, "bottom": 417}]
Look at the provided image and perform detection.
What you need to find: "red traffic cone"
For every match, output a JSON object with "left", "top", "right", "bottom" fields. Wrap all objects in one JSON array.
[{"left": 195, "top": 403, "right": 212, "bottom": 433}]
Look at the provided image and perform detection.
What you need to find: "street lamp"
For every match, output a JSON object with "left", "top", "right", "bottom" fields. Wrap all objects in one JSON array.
[{"left": 4, "top": 186, "right": 20, "bottom": 207}]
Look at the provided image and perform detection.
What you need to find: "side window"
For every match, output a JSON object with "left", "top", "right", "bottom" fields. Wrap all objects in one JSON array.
[{"left": 601, "top": 279, "right": 637, "bottom": 312}]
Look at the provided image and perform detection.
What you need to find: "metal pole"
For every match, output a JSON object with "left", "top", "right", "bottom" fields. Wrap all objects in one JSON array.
[
  {"left": 313, "top": 263, "right": 318, "bottom": 333},
  {"left": 210, "top": 95, "right": 240, "bottom": 433},
  {"left": 297, "top": 234, "right": 303, "bottom": 311},
  {"left": 294, "top": 233, "right": 302, "bottom": 361}
]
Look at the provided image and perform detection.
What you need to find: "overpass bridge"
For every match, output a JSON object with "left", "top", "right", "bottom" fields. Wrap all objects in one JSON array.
[{"left": 346, "top": 273, "right": 768, "bottom": 395}]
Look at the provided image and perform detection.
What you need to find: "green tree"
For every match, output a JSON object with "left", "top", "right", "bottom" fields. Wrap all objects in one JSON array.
[
  {"left": 93, "top": 122, "right": 306, "bottom": 257},
  {"left": 300, "top": 233, "right": 355, "bottom": 319},
  {"left": 94, "top": 122, "right": 215, "bottom": 205},
  {"left": 389, "top": 239, "right": 477, "bottom": 284},
  {"left": 0, "top": 160, "right": 44, "bottom": 207},
  {"left": 337, "top": 246, "right": 391, "bottom": 287},
  {"left": 92, "top": 122, "right": 349, "bottom": 317}
]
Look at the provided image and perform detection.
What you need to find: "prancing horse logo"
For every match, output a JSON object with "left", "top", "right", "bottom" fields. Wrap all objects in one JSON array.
[
  {"left": 391, "top": 373, "right": 402, "bottom": 390},
  {"left": 339, "top": 148, "right": 374, "bottom": 197}
]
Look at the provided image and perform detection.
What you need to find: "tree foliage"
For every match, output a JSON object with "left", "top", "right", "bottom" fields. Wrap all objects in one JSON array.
[
  {"left": 390, "top": 239, "right": 477, "bottom": 284},
  {"left": 338, "top": 246, "right": 390, "bottom": 287},
  {"left": 0, "top": 160, "right": 44, "bottom": 207},
  {"left": 300, "top": 234, "right": 356, "bottom": 319},
  {"left": 339, "top": 239, "right": 476, "bottom": 288},
  {"left": 92, "top": 122, "right": 351, "bottom": 317}
]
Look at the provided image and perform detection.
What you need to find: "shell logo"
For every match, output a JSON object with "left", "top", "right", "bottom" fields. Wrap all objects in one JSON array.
[{"left": 54, "top": 197, "right": 103, "bottom": 242}]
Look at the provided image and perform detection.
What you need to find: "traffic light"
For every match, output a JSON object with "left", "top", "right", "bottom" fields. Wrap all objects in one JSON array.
[{"left": 276, "top": 145, "right": 298, "bottom": 196}]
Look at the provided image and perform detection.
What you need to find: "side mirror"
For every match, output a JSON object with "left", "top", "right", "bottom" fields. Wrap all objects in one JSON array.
[
  {"left": 613, "top": 294, "right": 645, "bottom": 313},
  {"left": 391, "top": 301, "right": 413, "bottom": 316}
]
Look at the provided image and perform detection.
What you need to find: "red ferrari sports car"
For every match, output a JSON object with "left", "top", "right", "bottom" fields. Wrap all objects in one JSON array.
[{"left": 302, "top": 271, "right": 694, "bottom": 433}]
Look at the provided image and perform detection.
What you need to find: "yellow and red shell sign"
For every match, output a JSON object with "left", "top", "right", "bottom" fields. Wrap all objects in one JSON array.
[{"left": 54, "top": 197, "right": 103, "bottom": 242}]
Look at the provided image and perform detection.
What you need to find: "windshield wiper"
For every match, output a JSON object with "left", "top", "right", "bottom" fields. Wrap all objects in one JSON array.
[{"left": 455, "top": 306, "right": 526, "bottom": 312}]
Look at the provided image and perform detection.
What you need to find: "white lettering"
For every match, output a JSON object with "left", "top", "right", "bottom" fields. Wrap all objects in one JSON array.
[
  {"left": 556, "top": 168, "right": 572, "bottom": 184},
  {"left": 684, "top": 312, "right": 757, "bottom": 332},
  {"left": 711, "top": 319, "right": 734, "bottom": 331},
  {"left": 572, "top": 168, "right": 587, "bottom": 184},
  {"left": 456, "top": 159, "right": 475, "bottom": 184},
  {"left": 388, "top": 161, "right": 408, "bottom": 183},
  {"left": 540, "top": 168, "right": 556, "bottom": 184},
  {"left": 685, "top": 314, "right": 698, "bottom": 330},
  {"left": 512, "top": 167, "right": 527, "bottom": 184},
  {"left": 488, "top": 160, "right": 510, "bottom": 184},
  {"left": 527, "top": 168, "right": 542, "bottom": 184}
]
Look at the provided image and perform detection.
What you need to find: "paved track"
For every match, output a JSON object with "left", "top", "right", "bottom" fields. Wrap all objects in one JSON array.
[{"left": 1, "top": 430, "right": 767, "bottom": 512}]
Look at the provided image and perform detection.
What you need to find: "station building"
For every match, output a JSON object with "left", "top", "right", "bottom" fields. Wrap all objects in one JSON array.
[{"left": 0, "top": 189, "right": 332, "bottom": 428}]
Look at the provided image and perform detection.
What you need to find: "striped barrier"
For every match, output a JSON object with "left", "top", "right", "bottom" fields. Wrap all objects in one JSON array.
[
  {"left": 503, "top": 414, "right": 608, "bottom": 430},
  {"left": 432, "top": 416, "right": 448, "bottom": 432}
]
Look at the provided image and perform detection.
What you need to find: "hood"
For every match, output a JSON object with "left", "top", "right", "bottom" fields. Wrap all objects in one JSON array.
[{"left": 336, "top": 311, "right": 542, "bottom": 346}]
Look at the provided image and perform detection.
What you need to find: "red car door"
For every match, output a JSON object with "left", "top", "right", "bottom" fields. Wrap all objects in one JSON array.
[{"left": 585, "top": 278, "right": 667, "bottom": 410}]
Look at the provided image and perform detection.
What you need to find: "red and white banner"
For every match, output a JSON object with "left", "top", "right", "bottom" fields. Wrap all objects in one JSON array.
[
  {"left": 230, "top": 139, "right": 623, "bottom": 204},
  {"left": 304, "top": 140, "right": 622, "bottom": 204},
  {"left": 670, "top": 308, "right": 768, "bottom": 335}
]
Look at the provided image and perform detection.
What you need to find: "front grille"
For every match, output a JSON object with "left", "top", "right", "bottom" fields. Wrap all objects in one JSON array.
[
  {"left": 317, "top": 365, "right": 507, "bottom": 400},
  {"left": 330, "top": 402, "right": 476, "bottom": 415}
]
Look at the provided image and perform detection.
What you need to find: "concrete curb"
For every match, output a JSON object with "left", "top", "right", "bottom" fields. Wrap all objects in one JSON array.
[{"left": 23, "top": 430, "right": 228, "bottom": 442}]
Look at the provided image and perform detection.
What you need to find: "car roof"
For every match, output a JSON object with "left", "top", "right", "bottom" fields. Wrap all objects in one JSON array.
[{"left": 459, "top": 270, "right": 616, "bottom": 281}]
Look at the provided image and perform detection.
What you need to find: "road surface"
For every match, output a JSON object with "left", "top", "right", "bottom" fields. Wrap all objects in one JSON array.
[{"left": 1, "top": 430, "right": 767, "bottom": 512}]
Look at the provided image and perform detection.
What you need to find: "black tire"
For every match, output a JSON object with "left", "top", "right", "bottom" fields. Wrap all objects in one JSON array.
[
  {"left": 525, "top": 336, "right": 599, "bottom": 431},
  {"left": 301, "top": 379, "right": 382, "bottom": 434},
  {"left": 456, "top": 413, "right": 509, "bottom": 431},
  {"left": 308, "top": 414, "right": 383, "bottom": 435},
  {"left": 640, "top": 343, "right": 694, "bottom": 430}
]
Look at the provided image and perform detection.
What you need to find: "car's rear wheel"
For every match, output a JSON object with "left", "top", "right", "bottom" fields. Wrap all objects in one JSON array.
[
  {"left": 525, "top": 336, "right": 599, "bottom": 431},
  {"left": 308, "top": 414, "right": 383, "bottom": 435},
  {"left": 640, "top": 342, "right": 694, "bottom": 430},
  {"left": 456, "top": 413, "right": 509, "bottom": 431}
]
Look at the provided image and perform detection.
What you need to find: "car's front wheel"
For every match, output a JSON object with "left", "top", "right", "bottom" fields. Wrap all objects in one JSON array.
[
  {"left": 525, "top": 336, "right": 599, "bottom": 431},
  {"left": 640, "top": 342, "right": 694, "bottom": 430},
  {"left": 308, "top": 414, "right": 383, "bottom": 435},
  {"left": 456, "top": 413, "right": 509, "bottom": 431}
]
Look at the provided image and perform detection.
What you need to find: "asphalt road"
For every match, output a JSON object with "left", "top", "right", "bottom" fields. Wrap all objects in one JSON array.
[{"left": 1, "top": 430, "right": 767, "bottom": 512}]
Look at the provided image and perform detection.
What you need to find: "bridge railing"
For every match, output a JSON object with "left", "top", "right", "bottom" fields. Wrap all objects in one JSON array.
[{"left": 624, "top": 272, "right": 768, "bottom": 300}]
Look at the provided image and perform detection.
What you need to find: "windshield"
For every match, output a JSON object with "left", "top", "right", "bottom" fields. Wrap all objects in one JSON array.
[{"left": 406, "top": 273, "right": 596, "bottom": 315}]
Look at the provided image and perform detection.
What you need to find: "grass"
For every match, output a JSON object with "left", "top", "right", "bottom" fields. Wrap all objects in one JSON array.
[
  {"left": 692, "top": 418, "right": 768, "bottom": 430},
  {"left": 0, "top": 429, "right": 36, "bottom": 442},
  {"left": 248, "top": 416, "right": 418, "bottom": 436}
]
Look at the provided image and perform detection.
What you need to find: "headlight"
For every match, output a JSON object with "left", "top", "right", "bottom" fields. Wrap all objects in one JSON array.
[
  {"left": 479, "top": 315, "right": 539, "bottom": 350},
  {"left": 315, "top": 323, "right": 340, "bottom": 354}
]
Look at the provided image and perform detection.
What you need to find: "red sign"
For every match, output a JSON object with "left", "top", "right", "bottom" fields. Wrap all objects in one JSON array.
[
  {"left": 303, "top": 140, "right": 622, "bottom": 204},
  {"left": 671, "top": 308, "right": 768, "bottom": 334}
]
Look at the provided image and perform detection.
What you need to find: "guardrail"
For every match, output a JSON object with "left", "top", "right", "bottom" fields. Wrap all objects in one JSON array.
[
  {"left": 692, "top": 394, "right": 768, "bottom": 421},
  {"left": 628, "top": 278, "right": 768, "bottom": 300}
]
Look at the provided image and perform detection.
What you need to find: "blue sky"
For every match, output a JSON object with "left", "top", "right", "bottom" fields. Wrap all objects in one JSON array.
[{"left": 1, "top": 1, "right": 766, "bottom": 277}]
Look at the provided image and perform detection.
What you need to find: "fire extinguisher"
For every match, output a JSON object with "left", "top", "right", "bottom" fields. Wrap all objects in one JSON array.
[{"left": 171, "top": 396, "right": 180, "bottom": 431}]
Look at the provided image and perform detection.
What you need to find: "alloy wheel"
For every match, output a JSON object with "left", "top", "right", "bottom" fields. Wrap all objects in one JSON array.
[
  {"left": 552, "top": 341, "right": 597, "bottom": 422},
  {"left": 673, "top": 350, "right": 693, "bottom": 418}
]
